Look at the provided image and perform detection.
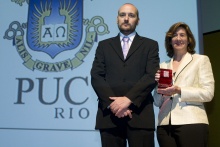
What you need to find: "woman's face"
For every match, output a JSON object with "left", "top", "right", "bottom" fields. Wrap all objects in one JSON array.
[{"left": 171, "top": 27, "right": 189, "bottom": 52}]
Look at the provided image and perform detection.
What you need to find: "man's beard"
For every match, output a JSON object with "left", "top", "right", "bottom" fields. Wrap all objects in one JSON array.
[{"left": 118, "top": 23, "right": 136, "bottom": 35}]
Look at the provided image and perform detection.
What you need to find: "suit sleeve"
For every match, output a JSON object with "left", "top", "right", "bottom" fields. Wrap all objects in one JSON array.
[
  {"left": 180, "top": 56, "right": 215, "bottom": 102},
  {"left": 126, "top": 40, "right": 160, "bottom": 107},
  {"left": 153, "top": 87, "right": 163, "bottom": 107},
  {"left": 90, "top": 41, "right": 115, "bottom": 110}
]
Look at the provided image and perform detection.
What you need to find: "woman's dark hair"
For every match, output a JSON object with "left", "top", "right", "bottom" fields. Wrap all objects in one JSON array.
[{"left": 165, "top": 22, "right": 196, "bottom": 58}]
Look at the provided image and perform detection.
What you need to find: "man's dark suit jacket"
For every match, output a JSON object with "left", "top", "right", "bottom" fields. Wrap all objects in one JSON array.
[{"left": 91, "top": 33, "right": 159, "bottom": 130}]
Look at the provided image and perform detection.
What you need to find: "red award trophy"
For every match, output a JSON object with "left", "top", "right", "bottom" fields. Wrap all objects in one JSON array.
[{"left": 158, "top": 69, "right": 172, "bottom": 88}]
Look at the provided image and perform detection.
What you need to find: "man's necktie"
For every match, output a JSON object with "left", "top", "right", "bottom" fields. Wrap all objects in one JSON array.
[{"left": 122, "top": 37, "right": 129, "bottom": 59}]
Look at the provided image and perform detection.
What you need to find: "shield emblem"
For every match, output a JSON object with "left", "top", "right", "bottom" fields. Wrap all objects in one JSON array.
[{"left": 27, "top": 0, "right": 83, "bottom": 58}]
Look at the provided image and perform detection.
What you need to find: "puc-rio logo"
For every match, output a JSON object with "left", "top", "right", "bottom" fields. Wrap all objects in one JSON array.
[{"left": 4, "top": 0, "right": 109, "bottom": 72}]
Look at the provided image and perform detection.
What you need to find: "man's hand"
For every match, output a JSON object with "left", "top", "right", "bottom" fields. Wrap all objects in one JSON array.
[
  {"left": 109, "top": 96, "right": 132, "bottom": 118},
  {"left": 116, "top": 108, "right": 132, "bottom": 118}
]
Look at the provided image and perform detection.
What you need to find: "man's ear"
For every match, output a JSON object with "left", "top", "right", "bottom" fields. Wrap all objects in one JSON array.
[{"left": 136, "top": 19, "right": 140, "bottom": 25}]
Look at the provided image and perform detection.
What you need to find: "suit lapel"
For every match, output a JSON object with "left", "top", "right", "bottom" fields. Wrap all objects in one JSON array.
[
  {"left": 110, "top": 34, "right": 124, "bottom": 61},
  {"left": 173, "top": 52, "right": 193, "bottom": 82},
  {"left": 126, "top": 34, "right": 143, "bottom": 60}
]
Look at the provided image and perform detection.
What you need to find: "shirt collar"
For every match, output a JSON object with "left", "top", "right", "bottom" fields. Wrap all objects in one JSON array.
[{"left": 120, "top": 31, "right": 136, "bottom": 42}]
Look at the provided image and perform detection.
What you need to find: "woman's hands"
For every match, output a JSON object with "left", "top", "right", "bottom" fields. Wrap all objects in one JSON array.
[
  {"left": 157, "top": 85, "right": 181, "bottom": 96},
  {"left": 155, "top": 70, "right": 160, "bottom": 82},
  {"left": 155, "top": 69, "right": 181, "bottom": 96}
]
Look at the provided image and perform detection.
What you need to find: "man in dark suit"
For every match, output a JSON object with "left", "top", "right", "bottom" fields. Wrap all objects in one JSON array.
[{"left": 91, "top": 3, "right": 159, "bottom": 147}]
